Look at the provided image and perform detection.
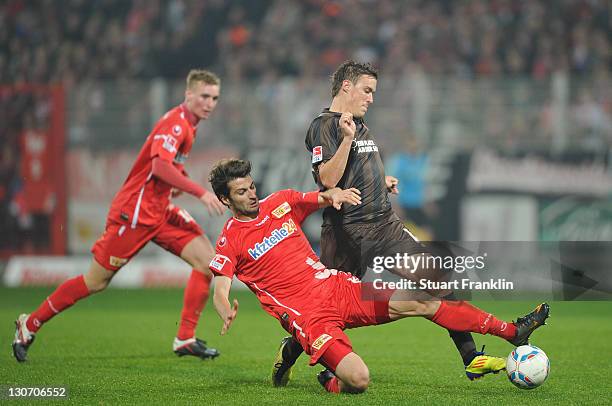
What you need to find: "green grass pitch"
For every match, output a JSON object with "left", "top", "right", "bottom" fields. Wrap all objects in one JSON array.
[{"left": 1, "top": 287, "right": 611, "bottom": 405}]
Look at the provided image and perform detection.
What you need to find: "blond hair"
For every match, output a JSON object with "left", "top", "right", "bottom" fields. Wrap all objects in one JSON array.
[{"left": 186, "top": 69, "right": 221, "bottom": 89}]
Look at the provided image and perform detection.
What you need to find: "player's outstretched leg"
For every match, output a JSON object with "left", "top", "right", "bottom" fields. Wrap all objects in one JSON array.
[
  {"left": 508, "top": 303, "right": 550, "bottom": 346},
  {"left": 463, "top": 303, "right": 550, "bottom": 379},
  {"left": 272, "top": 336, "right": 304, "bottom": 387},
  {"left": 428, "top": 301, "right": 550, "bottom": 345}
]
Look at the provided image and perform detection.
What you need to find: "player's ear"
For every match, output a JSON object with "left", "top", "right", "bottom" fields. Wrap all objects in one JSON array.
[
  {"left": 219, "top": 195, "right": 231, "bottom": 208},
  {"left": 342, "top": 80, "right": 352, "bottom": 94}
]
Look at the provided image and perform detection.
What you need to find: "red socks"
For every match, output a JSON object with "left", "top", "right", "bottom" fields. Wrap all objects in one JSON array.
[
  {"left": 177, "top": 270, "right": 211, "bottom": 340},
  {"left": 25, "top": 269, "right": 211, "bottom": 338},
  {"left": 325, "top": 377, "right": 340, "bottom": 393},
  {"left": 27, "top": 275, "right": 90, "bottom": 332},
  {"left": 431, "top": 300, "right": 516, "bottom": 341}
]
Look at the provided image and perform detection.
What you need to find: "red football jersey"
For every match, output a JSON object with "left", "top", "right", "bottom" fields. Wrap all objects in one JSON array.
[
  {"left": 210, "top": 189, "right": 360, "bottom": 321},
  {"left": 107, "top": 104, "right": 197, "bottom": 227}
]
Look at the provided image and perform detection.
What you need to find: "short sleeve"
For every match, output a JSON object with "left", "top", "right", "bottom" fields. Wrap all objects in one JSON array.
[
  {"left": 305, "top": 117, "right": 340, "bottom": 168},
  {"left": 282, "top": 189, "right": 320, "bottom": 224},
  {"left": 209, "top": 234, "right": 237, "bottom": 278},
  {"left": 150, "top": 120, "right": 187, "bottom": 162}
]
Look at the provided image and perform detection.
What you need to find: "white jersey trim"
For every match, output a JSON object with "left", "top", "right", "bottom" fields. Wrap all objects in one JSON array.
[
  {"left": 131, "top": 171, "right": 153, "bottom": 229},
  {"left": 252, "top": 282, "right": 301, "bottom": 316}
]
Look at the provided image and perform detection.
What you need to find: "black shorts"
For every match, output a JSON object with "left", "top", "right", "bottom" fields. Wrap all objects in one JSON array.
[{"left": 320, "top": 213, "right": 427, "bottom": 279}]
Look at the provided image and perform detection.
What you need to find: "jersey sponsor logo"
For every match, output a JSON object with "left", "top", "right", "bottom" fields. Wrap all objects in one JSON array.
[
  {"left": 272, "top": 202, "right": 291, "bottom": 218},
  {"left": 154, "top": 134, "right": 178, "bottom": 153},
  {"left": 172, "top": 125, "right": 182, "bottom": 135},
  {"left": 248, "top": 219, "right": 297, "bottom": 260},
  {"left": 109, "top": 256, "right": 128, "bottom": 268},
  {"left": 210, "top": 254, "right": 229, "bottom": 271},
  {"left": 312, "top": 146, "right": 323, "bottom": 163},
  {"left": 354, "top": 139, "right": 379, "bottom": 154},
  {"left": 311, "top": 333, "right": 332, "bottom": 351}
]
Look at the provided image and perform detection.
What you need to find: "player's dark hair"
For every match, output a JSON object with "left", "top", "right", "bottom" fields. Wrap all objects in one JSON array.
[
  {"left": 331, "top": 60, "right": 378, "bottom": 97},
  {"left": 209, "top": 158, "right": 252, "bottom": 200}
]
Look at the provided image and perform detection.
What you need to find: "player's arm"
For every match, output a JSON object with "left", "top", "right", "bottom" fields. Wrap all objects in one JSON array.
[
  {"left": 318, "top": 187, "right": 361, "bottom": 210},
  {"left": 318, "top": 112, "right": 356, "bottom": 189},
  {"left": 212, "top": 275, "right": 239, "bottom": 335},
  {"left": 151, "top": 158, "right": 224, "bottom": 215},
  {"left": 152, "top": 157, "right": 206, "bottom": 197}
]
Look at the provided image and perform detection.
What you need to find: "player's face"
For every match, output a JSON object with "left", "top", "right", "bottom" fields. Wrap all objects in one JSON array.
[
  {"left": 226, "top": 176, "right": 259, "bottom": 218},
  {"left": 348, "top": 75, "right": 376, "bottom": 118},
  {"left": 185, "top": 82, "right": 220, "bottom": 120}
]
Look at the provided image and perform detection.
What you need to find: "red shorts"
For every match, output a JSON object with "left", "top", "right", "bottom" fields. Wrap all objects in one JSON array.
[
  {"left": 281, "top": 272, "right": 393, "bottom": 371},
  {"left": 92, "top": 206, "right": 203, "bottom": 271}
]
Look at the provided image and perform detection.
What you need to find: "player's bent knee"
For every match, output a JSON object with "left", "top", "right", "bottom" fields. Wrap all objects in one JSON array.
[
  {"left": 84, "top": 261, "right": 115, "bottom": 293},
  {"left": 346, "top": 368, "right": 369, "bottom": 393},
  {"left": 83, "top": 276, "right": 110, "bottom": 293},
  {"left": 335, "top": 352, "right": 370, "bottom": 393}
]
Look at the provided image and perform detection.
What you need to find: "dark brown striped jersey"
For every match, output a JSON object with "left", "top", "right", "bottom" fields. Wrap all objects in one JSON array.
[{"left": 305, "top": 108, "right": 392, "bottom": 225}]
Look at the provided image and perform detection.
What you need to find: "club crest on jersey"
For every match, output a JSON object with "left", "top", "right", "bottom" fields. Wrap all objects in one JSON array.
[
  {"left": 311, "top": 334, "right": 332, "bottom": 351},
  {"left": 272, "top": 202, "right": 291, "bottom": 218},
  {"left": 172, "top": 125, "right": 182, "bottom": 135},
  {"left": 312, "top": 146, "right": 323, "bottom": 163},
  {"left": 248, "top": 219, "right": 297, "bottom": 260},
  {"left": 210, "top": 254, "right": 229, "bottom": 271}
]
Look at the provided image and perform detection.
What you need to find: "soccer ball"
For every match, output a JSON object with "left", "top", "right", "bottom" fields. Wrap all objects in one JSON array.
[{"left": 506, "top": 345, "right": 550, "bottom": 389}]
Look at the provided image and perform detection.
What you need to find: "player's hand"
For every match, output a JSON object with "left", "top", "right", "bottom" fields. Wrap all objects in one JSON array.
[
  {"left": 339, "top": 112, "right": 356, "bottom": 140},
  {"left": 171, "top": 188, "right": 184, "bottom": 198},
  {"left": 200, "top": 192, "right": 225, "bottom": 216},
  {"left": 331, "top": 187, "right": 361, "bottom": 210},
  {"left": 220, "top": 299, "right": 239, "bottom": 335},
  {"left": 386, "top": 176, "right": 399, "bottom": 194}
]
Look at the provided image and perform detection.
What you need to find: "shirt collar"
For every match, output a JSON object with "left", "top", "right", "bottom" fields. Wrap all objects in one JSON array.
[{"left": 321, "top": 108, "right": 366, "bottom": 125}]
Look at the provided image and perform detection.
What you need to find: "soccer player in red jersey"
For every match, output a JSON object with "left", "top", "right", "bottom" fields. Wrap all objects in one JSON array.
[
  {"left": 13, "top": 70, "right": 226, "bottom": 362},
  {"left": 207, "top": 159, "right": 550, "bottom": 394}
]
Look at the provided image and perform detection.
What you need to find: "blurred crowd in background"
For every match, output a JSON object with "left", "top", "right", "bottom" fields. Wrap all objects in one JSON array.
[
  {"left": 2, "top": 0, "right": 610, "bottom": 148},
  {"left": 2, "top": 0, "right": 610, "bottom": 82},
  {"left": 1, "top": 0, "right": 611, "bottom": 253}
]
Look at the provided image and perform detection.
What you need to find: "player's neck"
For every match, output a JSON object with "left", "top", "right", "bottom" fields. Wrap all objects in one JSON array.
[
  {"left": 181, "top": 103, "right": 200, "bottom": 126},
  {"left": 329, "top": 97, "right": 351, "bottom": 114}
]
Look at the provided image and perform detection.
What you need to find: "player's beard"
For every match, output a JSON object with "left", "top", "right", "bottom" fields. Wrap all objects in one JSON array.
[{"left": 237, "top": 200, "right": 259, "bottom": 217}]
